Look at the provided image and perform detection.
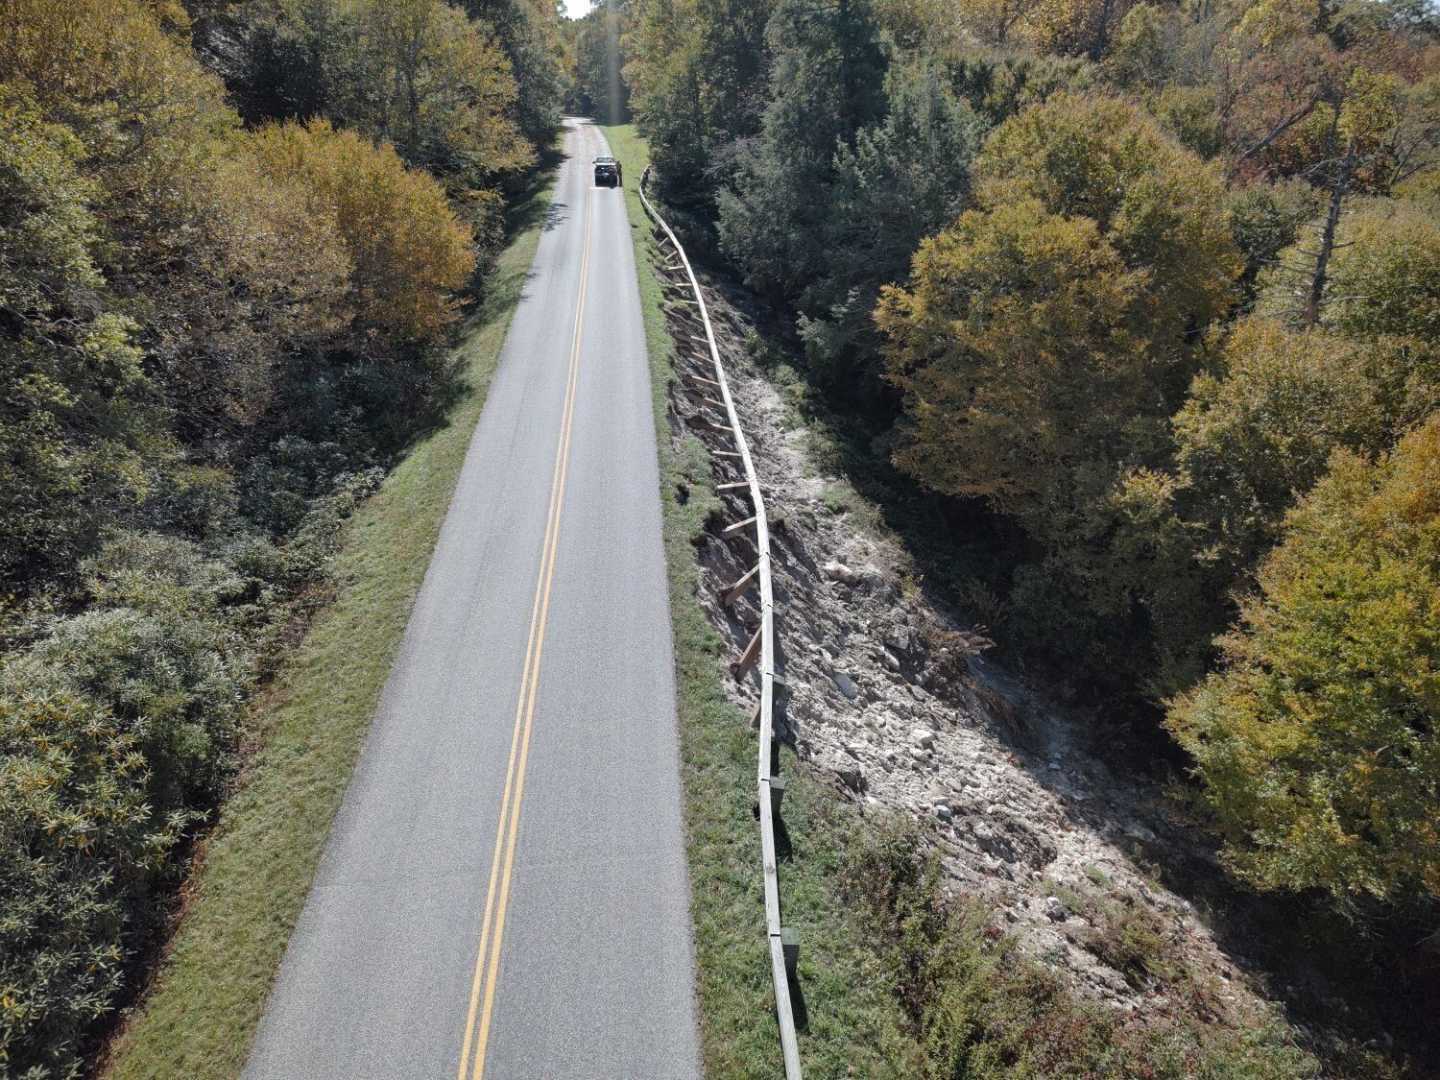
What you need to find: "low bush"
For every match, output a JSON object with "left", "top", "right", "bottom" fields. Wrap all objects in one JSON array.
[
  {"left": 19, "top": 609, "right": 246, "bottom": 815},
  {"left": 0, "top": 486, "right": 376, "bottom": 1077},
  {"left": 0, "top": 685, "right": 177, "bottom": 1080},
  {"left": 840, "top": 818, "right": 1319, "bottom": 1080}
]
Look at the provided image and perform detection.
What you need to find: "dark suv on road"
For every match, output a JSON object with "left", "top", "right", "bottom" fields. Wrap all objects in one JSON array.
[{"left": 593, "top": 156, "right": 622, "bottom": 187}]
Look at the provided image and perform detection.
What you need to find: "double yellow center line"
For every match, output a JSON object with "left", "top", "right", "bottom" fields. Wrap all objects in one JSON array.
[{"left": 454, "top": 150, "right": 595, "bottom": 1080}]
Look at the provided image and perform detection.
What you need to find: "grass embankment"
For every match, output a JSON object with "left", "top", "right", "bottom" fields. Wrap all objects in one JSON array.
[
  {"left": 101, "top": 170, "right": 560, "bottom": 1079},
  {"left": 602, "top": 122, "right": 1324, "bottom": 1080},
  {"left": 601, "top": 122, "right": 921, "bottom": 1079}
]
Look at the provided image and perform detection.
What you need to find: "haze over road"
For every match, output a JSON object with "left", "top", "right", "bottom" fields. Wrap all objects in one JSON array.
[{"left": 244, "top": 120, "right": 701, "bottom": 1080}]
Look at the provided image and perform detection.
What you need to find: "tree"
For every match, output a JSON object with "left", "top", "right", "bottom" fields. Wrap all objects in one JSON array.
[
  {"left": 975, "top": 92, "right": 1239, "bottom": 389},
  {"left": 798, "top": 61, "right": 983, "bottom": 388},
  {"left": 212, "top": 0, "right": 534, "bottom": 180},
  {"left": 1227, "top": 177, "right": 1324, "bottom": 303},
  {"left": 1215, "top": 0, "right": 1339, "bottom": 176},
  {"left": 0, "top": 87, "right": 158, "bottom": 589},
  {"left": 717, "top": 0, "right": 889, "bottom": 300},
  {"left": 877, "top": 93, "right": 1241, "bottom": 686},
  {"left": 1171, "top": 317, "right": 1388, "bottom": 572},
  {"left": 1024, "top": 0, "right": 1135, "bottom": 60},
  {"left": 464, "top": 0, "right": 568, "bottom": 146},
  {"left": 1256, "top": 194, "right": 1440, "bottom": 337},
  {"left": 1167, "top": 414, "right": 1440, "bottom": 905},
  {"left": 338, "top": 0, "right": 532, "bottom": 178},
  {"left": 248, "top": 119, "right": 477, "bottom": 346},
  {"left": 877, "top": 199, "right": 1148, "bottom": 513},
  {"left": 625, "top": 0, "right": 708, "bottom": 197},
  {"left": 0, "top": 684, "right": 178, "bottom": 1078},
  {"left": 1104, "top": 1, "right": 1179, "bottom": 86},
  {"left": 1324, "top": 198, "right": 1440, "bottom": 340},
  {"left": 567, "top": 0, "right": 633, "bottom": 124}
]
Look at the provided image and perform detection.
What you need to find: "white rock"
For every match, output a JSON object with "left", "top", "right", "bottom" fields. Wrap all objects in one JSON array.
[
  {"left": 911, "top": 727, "right": 936, "bottom": 750},
  {"left": 831, "top": 672, "right": 860, "bottom": 700}
]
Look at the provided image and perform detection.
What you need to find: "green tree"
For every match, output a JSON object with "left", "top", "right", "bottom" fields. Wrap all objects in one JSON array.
[
  {"left": 567, "top": 0, "right": 633, "bottom": 124},
  {"left": 338, "top": 0, "right": 532, "bottom": 178},
  {"left": 625, "top": 0, "right": 776, "bottom": 205},
  {"left": 0, "top": 685, "right": 178, "bottom": 1078},
  {"left": 464, "top": 0, "right": 568, "bottom": 146},
  {"left": 1172, "top": 318, "right": 1388, "bottom": 572},
  {"left": 1105, "top": 1, "right": 1179, "bottom": 86},
  {"left": 1167, "top": 414, "right": 1440, "bottom": 904},
  {"left": 1324, "top": 198, "right": 1440, "bottom": 340},
  {"left": 625, "top": 0, "right": 708, "bottom": 197},
  {"left": 717, "top": 0, "right": 889, "bottom": 300},
  {"left": 799, "top": 62, "right": 983, "bottom": 388}
]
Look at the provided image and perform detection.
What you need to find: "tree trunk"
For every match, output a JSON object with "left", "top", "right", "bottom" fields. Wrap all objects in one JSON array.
[{"left": 1303, "top": 140, "right": 1356, "bottom": 327}]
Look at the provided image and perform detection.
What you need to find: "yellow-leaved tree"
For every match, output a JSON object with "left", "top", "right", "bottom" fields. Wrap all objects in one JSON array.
[
  {"left": 248, "top": 119, "right": 477, "bottom": 347},
  {"left": 1168, "top": 415, "right": 1440, "bottom": 904}
]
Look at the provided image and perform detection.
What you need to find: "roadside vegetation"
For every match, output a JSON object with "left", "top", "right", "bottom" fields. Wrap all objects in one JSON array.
[
  {"left": 0, "top": 0, "right": 566, "bottom": 1075},
  {"left": 589, "top": 0, "right": 1440, "bottom": 1064}
]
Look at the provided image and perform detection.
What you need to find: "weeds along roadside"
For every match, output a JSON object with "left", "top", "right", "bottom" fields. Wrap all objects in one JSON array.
[{"left": 603, "top": 122, "right": 922, "bottom": 1080}]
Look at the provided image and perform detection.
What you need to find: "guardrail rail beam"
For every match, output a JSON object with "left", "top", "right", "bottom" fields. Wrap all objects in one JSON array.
[{"left": 639, "top": 164, "right": 803, "bottom": 1080}]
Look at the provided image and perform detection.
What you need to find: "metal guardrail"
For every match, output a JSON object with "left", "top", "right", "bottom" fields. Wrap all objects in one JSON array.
[{"left": 637, "top": 166, "right": 802, "bottom": 1080}]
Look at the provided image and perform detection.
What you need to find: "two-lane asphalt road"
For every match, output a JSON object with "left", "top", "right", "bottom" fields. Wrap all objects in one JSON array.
[{"left": 244, "top": 120, "right": 701, "bottom": 1080}]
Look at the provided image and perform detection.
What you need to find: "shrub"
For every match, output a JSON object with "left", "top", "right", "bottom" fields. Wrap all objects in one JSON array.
[
  {"left": 81, "top": 532, "right": 246, "bottom": 619},
  {"left": 840, "top": 817, "right": 1318, "bottom": 1079},
  {"left": 0, "top": 531, "right": 253, "bottom": 1077},
  {"left": 0, "top": 685, "right": 180, "bottom": 1080},
  {"left": 18, "top": 608, "right": 246, "bottom": 816}
]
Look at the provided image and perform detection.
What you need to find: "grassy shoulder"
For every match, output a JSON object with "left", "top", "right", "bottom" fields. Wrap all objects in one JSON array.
[
  {"left": 602, "top": 122, "right": 923, "bottom": 1079},
  {"left": 101, "top": 170, "right": 559, "bottom": 1080}
]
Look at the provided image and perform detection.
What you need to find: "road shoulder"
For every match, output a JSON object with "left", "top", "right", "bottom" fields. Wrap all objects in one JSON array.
[{"left": 601, "top": 123, "right": 920, "bottom": 1079}]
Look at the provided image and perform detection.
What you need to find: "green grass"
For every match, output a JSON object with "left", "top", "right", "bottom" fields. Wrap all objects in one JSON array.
[
  {"left": 101, "top": 169, "right": 559, "bottom": 1080},
  {"left": 602, "top": 122, "right": 922, "bottom": 1079}
]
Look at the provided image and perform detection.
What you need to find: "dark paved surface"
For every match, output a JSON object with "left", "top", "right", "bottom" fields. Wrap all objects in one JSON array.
[{"left": 244, "top": 120, "right": 700, "bottom": 1080}]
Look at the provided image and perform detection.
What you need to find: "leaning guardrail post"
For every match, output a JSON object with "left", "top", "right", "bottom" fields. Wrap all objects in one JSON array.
[{"left": 639, "top": 165, "right": 803, "bottom": 1080}]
